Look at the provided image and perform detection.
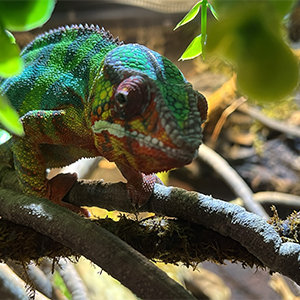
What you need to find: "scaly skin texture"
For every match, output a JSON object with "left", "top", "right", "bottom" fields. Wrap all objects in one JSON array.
[{"left": 0, "top": 24, "right": 207, "bottom": 214}]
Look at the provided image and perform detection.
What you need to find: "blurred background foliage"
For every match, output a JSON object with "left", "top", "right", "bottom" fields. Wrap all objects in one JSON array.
[
  {"left": 175, "top": 0, "right": 299, "bottom": 102},
  {"left": 209, "top": 0, "right": 298, "bottom": 102}
]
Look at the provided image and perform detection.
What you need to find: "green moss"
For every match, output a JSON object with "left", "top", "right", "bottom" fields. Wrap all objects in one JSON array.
[
  {"left": 95, "top": 215, "right": 264, "bottom": 268},
  {"left": 261, "top": 99, "right": 299, "bottom": 121},
  {"left": 0, "top": 214, "right": 264, "bottom": 270},
  {"left": 0, "top": 219, "right": 77, "bottom": 264},
  {"left": 269, "top": 206, "right": 300, "bottom": 243}
]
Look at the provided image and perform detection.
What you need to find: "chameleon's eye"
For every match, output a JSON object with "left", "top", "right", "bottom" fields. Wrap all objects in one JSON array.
[
  {"left": 116, "top": 93, "right": 127, "bottom": 105},
  {"left": 114, "top": 76, "right": 150, "bottom": 119}
]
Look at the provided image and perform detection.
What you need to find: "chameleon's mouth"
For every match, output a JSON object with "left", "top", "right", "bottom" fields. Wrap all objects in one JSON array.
[{"left": 92, "top": 119, "right": 200, "bottom": 163}]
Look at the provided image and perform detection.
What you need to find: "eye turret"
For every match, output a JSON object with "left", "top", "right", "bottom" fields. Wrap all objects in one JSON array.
[{"left": 113, "top": 75, "right": 151, "bottom": 119}]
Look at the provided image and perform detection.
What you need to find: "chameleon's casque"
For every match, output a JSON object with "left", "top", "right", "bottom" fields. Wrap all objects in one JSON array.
[{"left": 0, "top": 24, "right": 207, "bottom": 211}]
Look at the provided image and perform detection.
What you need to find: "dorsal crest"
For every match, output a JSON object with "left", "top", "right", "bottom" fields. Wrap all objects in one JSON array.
[{"left": 22, "top": 24, "right": 123, "bottom": 55}]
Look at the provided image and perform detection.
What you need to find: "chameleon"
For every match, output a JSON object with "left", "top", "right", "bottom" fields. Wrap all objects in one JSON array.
[{"left": 0, "top": 24, "right": 207, "bottom": 215}]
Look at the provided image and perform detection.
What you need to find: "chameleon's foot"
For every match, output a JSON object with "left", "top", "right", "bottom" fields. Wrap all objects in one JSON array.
[
  {"left": 116, "top": 163, "right": 163, "bottom": 207},
  {"left": 48, "top": 173, "right": 90, "bottom": 217},
  {"left": 127, "top": 173, "right": 163, "bottom": 207}
]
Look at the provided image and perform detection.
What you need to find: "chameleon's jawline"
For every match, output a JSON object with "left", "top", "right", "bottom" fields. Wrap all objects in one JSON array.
[{"left": 92, "top": 119, "right": 200, "bottom": 163}]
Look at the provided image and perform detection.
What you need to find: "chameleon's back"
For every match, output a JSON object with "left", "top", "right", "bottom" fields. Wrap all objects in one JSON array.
[{"left": 0, "top": 24, "right": 121, "bottom": 116}]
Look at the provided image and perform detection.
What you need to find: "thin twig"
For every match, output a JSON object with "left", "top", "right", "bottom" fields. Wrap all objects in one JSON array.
[
  {"left": 238, "top": 102, "right": 300, "bottom": 138},
  {"left": 197, "top": 144, "right": 269, "bottom": 219},
  {"left": 232, "top": 191, "right": 300, "bottom": 210},
  {"left": 210, "top": 97, "right": 247, "bottom": 143},
  {"left": 56, "top": 260, "right": 89, "bottom": 300},
  {"left": 7, "top": 262, "right": 53, "bottom": 299},
  {"left": 0, "top": 264, "right": 50, "bottom": 300}
]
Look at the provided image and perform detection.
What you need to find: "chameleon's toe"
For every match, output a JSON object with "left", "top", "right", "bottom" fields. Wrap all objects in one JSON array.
[
  {"left": 48, "top": 173, "right": 90, "bottom": 217},
  {"left": 128, "top": 185, "right": 152, "bottom": 207},
  {"left": 117, "top": 163, "right": 163, "bottom": 207},
  {"left": 127, "top": 173, "right": 163, "bottom": 207}
]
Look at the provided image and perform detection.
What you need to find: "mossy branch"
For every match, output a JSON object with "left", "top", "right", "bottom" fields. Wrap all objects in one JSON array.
[
  {"left": 0, "top": 187, "right": 194, "bottom": 300},
  {"left": 67, "top": 177, "right": 300, "bottom": 285},
  {"left": 1, "top": 164, "right": 300, "bottom": 289}
]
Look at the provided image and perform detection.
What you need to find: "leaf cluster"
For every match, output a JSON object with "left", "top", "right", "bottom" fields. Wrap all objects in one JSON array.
[
  {"left": 175, "top": 0, "right": 299, "bottom": 103},
  {"left": 174, "top": 0, "right": 218, "bottom": 60}
]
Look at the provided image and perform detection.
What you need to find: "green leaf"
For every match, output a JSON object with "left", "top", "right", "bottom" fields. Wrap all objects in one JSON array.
[
  {"left": 207, "top": 4, "right": 298, "bottom": 102},
  {"left": 179, "top": 35, "right": 202, "bottom": 61},
  {"left": 0, "top": 25, "right": 23, "bottom": 77},
  {"left": 0, "top": 0, "right": 56, "bottom": 31},
  {"left": 212, "top": 0, "right": 296, "bottom": 20},
  {"left": 236, "top": 29, "right": 299, "bottom": 102},
  {"left": 269, "top": 0, "right": 296, "bottom": 18},
  {"left": 5, "top": 30, "right": 16, "bottom": 44},
  {"left": 0, "top": 95, "right": 24, "bottom": 136},
  {"left": 53, "top": 271, "right": 72, "bottom": 300},
  {"left": 0, "top": 55, "right": 23, "bottom": 78},
  {"left": 174, "top": 1, "right": 203, "bottom": 30},
  {"left": 207, "top": 3, "right": 219, "bottom": 20}
]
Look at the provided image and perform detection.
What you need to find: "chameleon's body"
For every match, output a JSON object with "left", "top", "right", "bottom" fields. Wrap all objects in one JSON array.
[{"left": 0, "top": 24, "right": 207, "bottom": 213}]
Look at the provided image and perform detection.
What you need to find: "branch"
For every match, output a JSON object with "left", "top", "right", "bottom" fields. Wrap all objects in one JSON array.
[
  {"left": 197, "top": 144, "right": 268, "bottom": 219},
  {"left": 1, "top": 164, "right": 300, "bottom": 288},
  {"left": 238, "top": 102, "right": 300, "bottom": 138},
  {"left": 0, "top": 185, "right": 195, "bottom": 300},
  {"left": 0, "top": 199, "right": 264, "bottom": 270},
  {"left": 0, "top": 264, "right": 50, "bottom": 300},
  {"left": 233, "top": 191, "right": 300, "bottom": 209},
  {"left": 66, "top": 180, "right": 300, "bottom": 285}
]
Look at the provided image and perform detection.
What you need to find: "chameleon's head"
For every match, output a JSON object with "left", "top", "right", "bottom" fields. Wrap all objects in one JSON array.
[{"left": 90, "top": 44, "right": 207, "bottom": 174}]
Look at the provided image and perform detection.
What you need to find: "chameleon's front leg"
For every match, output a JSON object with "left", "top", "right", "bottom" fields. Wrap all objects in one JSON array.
[
  {"left": 116, "top": 163, "right": 163, "bottom": 207},
  {"left": 12, "top": 137, "right": 88, "bottom": 216},
  {"left": 12, "top": 110, "right": 89, "bottom": 216}
]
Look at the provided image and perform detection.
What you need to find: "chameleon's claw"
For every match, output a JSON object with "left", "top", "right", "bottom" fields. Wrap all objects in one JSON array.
[
  {"left": 128, "top": 185, "right": 151, "bottom": 207},
  {"left": 48, "top": 173, "right": 90, "bottom": 217},
  {"left": 127, "top": 173, "right": 163, "bottom": 207},
  {"left": 117, "top": 163, "right": 164, "bottom": 207}
]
